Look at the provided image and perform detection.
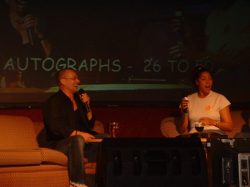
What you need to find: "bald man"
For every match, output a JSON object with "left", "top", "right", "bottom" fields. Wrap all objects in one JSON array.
[{"left": 43, "top": 68, "right": 96, "bottom": 187}]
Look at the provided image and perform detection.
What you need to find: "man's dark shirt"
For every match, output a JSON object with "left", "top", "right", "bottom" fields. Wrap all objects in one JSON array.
[
  {"left": 241, "top": 124, "right": 250, "bottom": 133},
  {"left": 42, "top": 90, "right": 95, "bottom": 148}
]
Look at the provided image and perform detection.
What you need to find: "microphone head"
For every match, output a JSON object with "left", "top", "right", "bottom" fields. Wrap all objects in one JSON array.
[{"left": 78, "top": 88, "right": 85, "bottom": 94}]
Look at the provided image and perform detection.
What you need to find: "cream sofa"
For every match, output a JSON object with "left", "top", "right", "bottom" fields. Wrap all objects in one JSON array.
[{"left": 0, "top": 115, "right": 69, "bottom": 187}]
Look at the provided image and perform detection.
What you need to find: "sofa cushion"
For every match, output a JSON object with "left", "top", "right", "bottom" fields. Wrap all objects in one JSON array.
[
  {"left": 0, "top": 115, "right": 39, "bottom": 150},
  {"left": 0, "top": 149, "right": 42, "bottom": 166},
  {"left": 40, "top": 148, "right": 67, "bottom": 166},
  {"left": 0, "top": 165, "right": 69, "bottom": 187}
]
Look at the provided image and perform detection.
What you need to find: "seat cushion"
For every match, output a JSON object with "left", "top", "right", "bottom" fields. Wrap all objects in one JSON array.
[
  {"left": 0, "top": 165, "right": 69, "bottom": 187},
  {"left": 0, "top": 149, "right": 42, "bottom": 166},
  {"left": 40, "top": 148, "right": 67, "bottom": 166}
]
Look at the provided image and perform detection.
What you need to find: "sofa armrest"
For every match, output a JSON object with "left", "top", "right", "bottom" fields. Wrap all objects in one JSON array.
[
  {"left": 40, "top": 148, "right": 67, "bottom": 166},
  {"left": 0, "top": 149, "right": 42, "bottom": 166}
]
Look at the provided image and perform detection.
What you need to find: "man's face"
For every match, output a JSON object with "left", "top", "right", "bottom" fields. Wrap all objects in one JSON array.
[
  {"left": 8, "top": 0, "right": 29, "bottom": 30},
  {"left": 60, "top": 70, "right": 80, "bottom": 94},
  {"left": 8, "top": 0, "right": 28, "bottom": 16}
]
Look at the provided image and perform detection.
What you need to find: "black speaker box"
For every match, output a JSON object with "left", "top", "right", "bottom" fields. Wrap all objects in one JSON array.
[
  {"left": 95, "top": 137, "right": 208, "bottom": 187},
  {"left": 208, "top": 138, "right": 238, "bottom": 187}
]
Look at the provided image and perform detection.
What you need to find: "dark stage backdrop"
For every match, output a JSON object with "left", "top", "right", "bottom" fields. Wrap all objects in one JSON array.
[{"left": 0, "top": 0, "right": 250, "bottom": 106}]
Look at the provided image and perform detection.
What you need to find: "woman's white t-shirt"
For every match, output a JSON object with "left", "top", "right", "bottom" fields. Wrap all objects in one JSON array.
[{"left": 187, "top": 91, "right": 231, "bottom": 133}]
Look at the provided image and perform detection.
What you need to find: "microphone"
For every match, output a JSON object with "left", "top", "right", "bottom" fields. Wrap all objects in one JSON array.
[
  {"left": 27, "top": 27, "right": 34, "bottom": 46},
  {"left": 78, "top": 89, "right": 90, "bottom": 112},
  {"left": 17, "top": 0, "right": 34, "bottom": 46}
]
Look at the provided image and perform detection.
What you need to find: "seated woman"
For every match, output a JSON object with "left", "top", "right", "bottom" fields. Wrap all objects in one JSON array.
[{"left": 177, "top": 65, "right": 233, "bottom": 137}]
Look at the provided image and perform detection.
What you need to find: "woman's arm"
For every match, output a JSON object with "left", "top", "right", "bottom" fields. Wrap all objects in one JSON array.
[
  {"left": 217, "top": 105, "right": 233, "bottom": 131},
  {"left": 177, "top": 98, "right": 189, "bottom": 134},
  {"left": 177, "top": 113, "right": 189, "bottom": 134},
  {"left": 199, "top": 105, "right": 233, "bottom": 132}
]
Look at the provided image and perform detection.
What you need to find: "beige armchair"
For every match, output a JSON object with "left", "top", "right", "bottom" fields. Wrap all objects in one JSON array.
[{"left": 160, "top": 117, "right": 180, "bottom": 138}]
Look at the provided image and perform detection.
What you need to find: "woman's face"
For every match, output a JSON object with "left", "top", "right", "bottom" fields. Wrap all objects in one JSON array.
[{"left": 195, "top": 71, "right": 213, "bottom": 96}]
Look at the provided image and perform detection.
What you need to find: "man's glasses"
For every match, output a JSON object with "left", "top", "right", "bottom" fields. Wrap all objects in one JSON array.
[{"left": 62, "top": 77, "right": 79, "bottom": 80}]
